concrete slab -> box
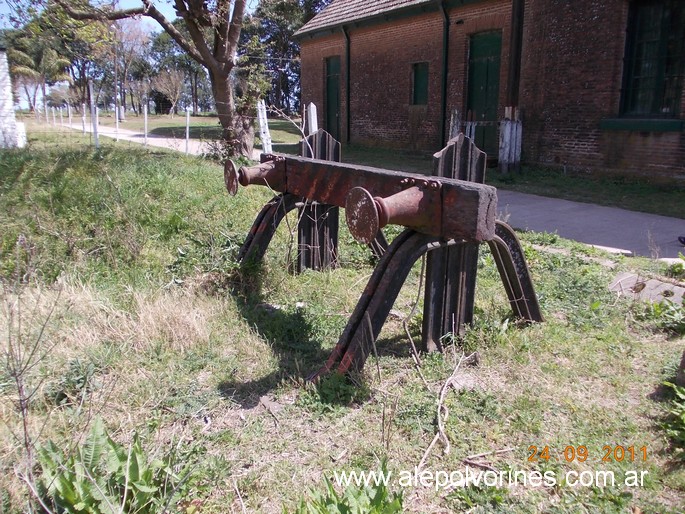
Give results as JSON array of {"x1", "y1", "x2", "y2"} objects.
[{"x1": 609, "y1": 272, "x2": 684, "y2": 304}]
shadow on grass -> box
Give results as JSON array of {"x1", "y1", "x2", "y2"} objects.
[
  {"x1": 216, "y1": 263, "x2": 334, "y2": 408},
  {"x1": 149, "y1": 125, "x2": 223, "y2": 140}
]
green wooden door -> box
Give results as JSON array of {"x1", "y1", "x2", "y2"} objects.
[
  {"x1": 467, "y1": 32, "x2": 502, "y2": 157},
  {"x1": 325, "y1": 56, "x2": 341, "y2": 141}
]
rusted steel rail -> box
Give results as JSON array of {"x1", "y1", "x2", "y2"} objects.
[
  {"x1": 226, "y1": 154, "x2": 498, "y2": 243},
  {"x1": 226, "y1": 142, "x2": 542, "y2": 378}
]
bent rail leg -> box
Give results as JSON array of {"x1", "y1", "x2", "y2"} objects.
[
  {"x1": 487, "y1": 221, "x2": 544, "y2": 322},
  {"x1": 238, "y1": 194, "x2": 300, "y2": 265},
  {"x1": 296, "y1": 202, "x2": 339, "y2": 272},
  {"x1": 310, "y1": 229, "x2": 446, "y2": 379},
  {"x1": 422, "y1": 242, "x2": 479, "y2": 352}
]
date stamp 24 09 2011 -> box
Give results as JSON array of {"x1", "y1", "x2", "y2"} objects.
[{"x1": 528, "y1": 445, "x2": 648, "y2": 463}]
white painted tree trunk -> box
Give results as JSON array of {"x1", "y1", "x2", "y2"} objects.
[{"x1": 0, "y1": 50, "x2": 19, "y2": 148}]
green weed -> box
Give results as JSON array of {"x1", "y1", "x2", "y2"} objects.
[
  {"x1": 666, "y1": 254, "x2": 685, "y2": 280},
  {"x1": 297, "y1": 373, "x2": 371, "y2": 416},
  {"x1": 291, "y1": 460, "x2": 402, "y2": 514},
  {"x1": 661, "y1": 382, "x2": 685, "y2": 459},
  {"x1": 447, "y1": 484, "x2": 509, "y2": 511},
  {"x1": 37, "y1": 417, "x2": 198, "y2": 513},
  {"x1": 641, "y1": 300, "x2": 685, "y2": 334}
]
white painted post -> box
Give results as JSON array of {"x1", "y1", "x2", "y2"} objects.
[
  {"x1": 306, "y1": 102, "x2": 318, "y2": 136},
  {"x1": 89, "y1": 79, "x2": 99, "y2": 149},
  {"x1": 513, "y1": 114, "x2": 522, "y2": 173},
  {"x1": 82, "y1": 103, "x2": 86, "y2": 134},
  {"x1": 143, "y1": 103, "x2": 148, "y2": 146},
  {"x1": 256, "y1": 99, "x2": 272, "y2": 154},
  {"x1": 114, "y1": 103, "x2": 119, "y2": 141},
  {"x1": 15, "y1": 123, "x2": 26, "y2": 148},
  {"x1": 448, "y1": 109, "x2": 461, "y2": 140},
  {"x1": 51, "y1": 107, "x2": 56, "y2": 126},
  {"x1": 465, "y1": 121, "x2": 476, "y2": 141},
  {"x1": 68, "y1": 104, "x2": 72, "y2": 127},
  {"x1": 185, "y1": 109, "x2": 190, "y2": 154},
  {"x1": 59, "y1": 107, "x2": 63, "y2": 127},
  {"x1": 499, "y1": 107, "x2": 522, "y2": 174}
]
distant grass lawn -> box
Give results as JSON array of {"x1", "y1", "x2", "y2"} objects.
[{"x1": 95, "y1": 113, "x2": 303, "y2": 147}]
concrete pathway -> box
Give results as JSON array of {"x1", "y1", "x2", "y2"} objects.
[
  {"x1": 69, "y1": 122, "x2": 212, "y2": 155},
  {"x1": 69, "y1": 122, "x2": 684, "y2": 259},
  {"x1": 497, "y1": 190, "x2": 684, "y2": 259}
]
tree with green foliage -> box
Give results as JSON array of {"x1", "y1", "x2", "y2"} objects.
[
  {"x1": 5, "y1": 2, "x2": 113, "y2": 112},
  {"x1": 150, "y1": 25, "x2": 211, "y2": 115},
  {"x1": 245, "y1": 0, "x2": 330, "y2": 114},
  {"x1": 6, "y1": 26, "x2": 71, "y2": 114},
  {"x1": 46, "y1": 0, "x2": 267, "y2": 157}
]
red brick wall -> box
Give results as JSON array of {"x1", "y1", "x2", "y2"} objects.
[
  {"x1": 520, "y1": 0, "x2": 685, "y2": 181},
  {"x1": 300, "y1": 1, "x2": 514, "y2": 151},
  {"x1": 349, "y1": 12, "x2": 443, "y2": 150},
  {"x1": 300, "y1": 33, "x2": 347, "y2": 136},
  {"x1": 445, "y1": 1, "x2": 512, "y2": 129},
  {"x1": 299, "y1": 0, "x2": 685, "y2": 180}
]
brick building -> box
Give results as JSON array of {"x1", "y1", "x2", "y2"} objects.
[{"x1": 295, "y1": 0, "x2": 685, "y2": 181}]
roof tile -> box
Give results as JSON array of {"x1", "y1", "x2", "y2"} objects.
[{"x1": 295, "y1": 0, "x2": 432, "y2": 37}]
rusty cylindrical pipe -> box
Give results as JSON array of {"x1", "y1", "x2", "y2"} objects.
[
  {"x1": 345, "y1": 185, "x2": 434, "y2": 244},
  {"x1": 224, "y1": 156, "x2": 287, "y2": 196}
]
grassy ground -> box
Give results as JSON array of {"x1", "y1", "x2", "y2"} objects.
[{"x1": 1, "y1": 126, "x2": 683, "y2": 512}]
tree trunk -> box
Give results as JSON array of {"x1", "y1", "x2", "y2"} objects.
[
  {"x1": 210, "y1": 71, "x2": 253, "y2": 158},
  {"x1": 23, "y1": 85, "x2": 35, "y2": 112},
  {"x1": 192, "y1": 72, "x2": 198, "y2": 116}
]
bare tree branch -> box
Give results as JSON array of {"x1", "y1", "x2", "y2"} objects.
[
  {"x1": 226, "y1": 0, "x2": 247, "y2": 67},
  {"x1": 173, "y1": 0, "x2": 222, "y2": 75},
  {"x1": 52, "y1": 0, "x2": 206, "y2": 65}
]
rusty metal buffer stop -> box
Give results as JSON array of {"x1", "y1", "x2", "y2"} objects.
[{"x1": 225, "y1": 135, "x2": 542, "y2": 378}]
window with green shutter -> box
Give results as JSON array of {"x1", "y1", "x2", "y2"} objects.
[
  {"x1": 621, "y1": 0, "x2": 685, "y2": 118},
  {"x1": 412, "y1": 62, "x2": 429, "y2": 105}
]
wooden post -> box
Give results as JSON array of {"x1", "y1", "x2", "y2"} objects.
[
  {"x1": 89, "y1": 80, "x2": 99, "y2": 149},
  {"x1": 185, "y1": 109, "x2": 190, "y2": 154},
  {"x1": 422, "y1": 134, "x2": 486, "y2": 351},
  {"x1": 296, "y1": 129, "x2": 340, "y2": 272},
  {"x1": 115, "y1": 102, "x2": 120, "y2": 142},
  {"x1": 143, "y1": 104, "x2": 148, "y2": 146}
]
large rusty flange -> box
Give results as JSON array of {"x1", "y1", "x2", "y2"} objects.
[
  {"x1": 224, "y1": 159, "x2": 239, "y2": 196},
  {"x1": 345, "y1": 184, "x2": 439, "y2": 244},
  {"x1": 224, "y1": 156, "x2": 287, "y2": 196},
  {"x1": 345, "y1": 187, "x2": 379, "y2": 245}
]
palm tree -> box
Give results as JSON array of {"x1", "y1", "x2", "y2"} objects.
[{"x1": 8, "y1": 35, "x2": 71, "y2": 115}]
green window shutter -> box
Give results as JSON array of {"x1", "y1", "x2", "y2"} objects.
[
  {"x1": 412, "y1": 62, "x2": 429, "y2": 105},
  {"x1": 621, "y1": 0, "x2": 685, "y2": 117}
]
